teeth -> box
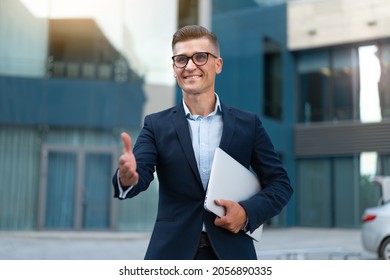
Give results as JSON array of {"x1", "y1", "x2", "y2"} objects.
[{"x1": 185, "y1": 75, "x2": 201, "y2": 79}]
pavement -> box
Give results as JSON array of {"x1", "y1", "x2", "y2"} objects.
[{"x1": 0, "y1": 227, "x2": 377, "y2": 260}]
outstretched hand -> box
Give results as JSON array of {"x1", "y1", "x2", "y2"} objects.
[
  {"x1": 118, "y1": 132, "x2": 139, "y2": 187},
  {"x1": 213, "y1": 199, "x2": 247, "y2": 234}
]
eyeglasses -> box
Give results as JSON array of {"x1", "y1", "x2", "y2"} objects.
[{"x1": 172, "y1": 52, "x2": 218, "y2": 68}]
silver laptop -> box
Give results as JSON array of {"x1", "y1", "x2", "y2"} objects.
[{"x1": 204, "y1": 147, "x2": 263, "y2": 241}]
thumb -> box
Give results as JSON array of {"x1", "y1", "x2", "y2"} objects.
[
  {"x1": 215, "y1": 199, "x2": 234, "y2": 211},
  {"x1": 121, "y1": 132, "x2": 132, "y2": 153},
  {"x1": 214, "y1": 199, "x2": 229, "y2": 208}
]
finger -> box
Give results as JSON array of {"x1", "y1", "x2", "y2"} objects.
[
  {"x1": 120, "y1": 170, "x2": 139, "y2": 187},
  {"x1": 121, "y1": 132, "x2": 132, "y2": 153},
  {"x1": 214, "y1": 216, "x2": 241, "y2": 234},
  {"x1": 131, "y1": 172, "x2": 139, "y2": 185},
  {"x1": 118, "y1": 155, "x2": 130, "y2": 170},
  {"x1": 214, "y1": 199, "x2": 230, "y2": 208}
]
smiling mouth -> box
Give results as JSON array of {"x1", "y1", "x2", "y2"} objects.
[{"x1": 184, "y1": 74, "x2": 202, "y2": 79}]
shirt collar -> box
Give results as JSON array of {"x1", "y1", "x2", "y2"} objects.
[{"x1": 183, "y1": 93, "x2": 222, "y2": 119}]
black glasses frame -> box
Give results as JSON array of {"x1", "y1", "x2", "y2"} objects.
[{"x1": 172, "y1": 52, "x2": 218, "y2": 68}]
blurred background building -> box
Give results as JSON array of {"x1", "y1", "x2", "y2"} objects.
[{"x1": 0, "y1": 0, "x2": 389, "y2": 232}]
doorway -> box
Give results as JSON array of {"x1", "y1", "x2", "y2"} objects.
[{"x1": 38, "y1": 144, "x2": 117, "y2": 230}]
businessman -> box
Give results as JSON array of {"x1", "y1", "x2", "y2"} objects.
[{"x1": 112, "y1": 25, "x2": 293, "y2": 260}]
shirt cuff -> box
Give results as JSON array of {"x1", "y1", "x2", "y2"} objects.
[
  {"x1": 117, "y1": 169, "x2": 134, "y2": 199},
  {"x1": 242, "y1": 217, "x2": 249, "y2": 232}
]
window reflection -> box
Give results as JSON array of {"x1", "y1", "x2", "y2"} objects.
[
  {"x1": 359, "y1": 45, "x2": 382, "y2": 123},
  {"x1": 360, "y1": 152, "x2": 378, "y2": 177},
  {"x1": 297, "y1": 42, "x2": 390, "y2": 123},
  {"x1": 378, "y1": 43, "x2": 390, "y2": 119},
  {"x1": 332, "y1": 48, "x2": 357, "y2": 121},
  {"x1": 298, "y1": 51, "x2": 330, "y2": 123},
  {"x1": 264, "y1": 37, "x2": 282, "y2": 120}
]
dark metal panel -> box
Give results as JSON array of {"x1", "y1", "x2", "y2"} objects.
[
  {"x1": 295, "y1": 121, "x2": 390, "y2": 157},
  {"x1": 0, "y1": 76, "x2": 146, "y2": 129}
]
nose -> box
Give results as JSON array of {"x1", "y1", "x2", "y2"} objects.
[{"x1": 185, "y1": 57, "x2": 197, "y2": 70}]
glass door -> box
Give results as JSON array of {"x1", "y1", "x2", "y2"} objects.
[{"x1": 38, "y1": 145, "x2": 116, "y2": 230}]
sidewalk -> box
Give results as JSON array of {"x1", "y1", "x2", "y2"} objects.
[{"x1": 0, "y1": 227, "x2": 377, "y2": 260}]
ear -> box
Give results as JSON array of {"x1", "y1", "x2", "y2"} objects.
[
  {"x1": 215, "y1": 57, "x2": 223, "y2": 74},
  {"x1": 172, "y1": 64, "x2": 177, "y2": 77}
]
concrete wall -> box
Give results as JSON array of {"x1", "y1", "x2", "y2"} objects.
[{"x1": 288, "y1": 0, "x2": 390, "y2": 50}]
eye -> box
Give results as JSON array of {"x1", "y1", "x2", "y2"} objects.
[
  {"x1": 175, "y1": 55, "x2": 188, "y2": 64},
  {"x1": 194, "y1": 53, "x2": 207, "y2": 62}
]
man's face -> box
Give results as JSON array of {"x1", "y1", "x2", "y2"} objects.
[{"x1": 172, "y1": 37, "x2": 223, "y2": 96}]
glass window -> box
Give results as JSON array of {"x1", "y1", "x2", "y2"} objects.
[
  {"x1": 264, "y1": 38, "x2": 283, "y2": 120},
  {"x1": 297, "y1": 158, "x2": 332, "y2": 226},
  {"x1": 377, "y1": 153, "x2": 390, "y2": 176},
  {"x1": 378, "y1": 42, "x2": 390, "y2": 120},
  {"x1": 297, "y1": 47, "x2": 360, "y2": 123},
  {"x1": 297, "y1": 154, "x2": 385, "y2": 228},
  {"x1": 359, "y1": 152, "x2": 381, "y2": 214},
  {"x1": 45, "y1": 152, "x2": 77, "y2": 229},
  {"x1": 359, "y1": 45, "x2": 382, "y2": 123},
  {"x1": 48, "y1": 19, "x2": 141, "y2": 82},
  {"x1": 332, "y1": 48, "x2": 358, "y2": 121},
  {"x1": 297, "y1": 50, "x2": 331, "y2": 122}
]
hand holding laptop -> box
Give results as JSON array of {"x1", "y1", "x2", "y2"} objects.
[
  {"x1": 213, "y1": 199, "x2": 248, "y2": 234},
  {"x1": 204, "y1": 148, "x2": 263, "y2": 241}
]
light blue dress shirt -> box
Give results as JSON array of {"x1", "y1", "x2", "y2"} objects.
[{"x1": 183, "y1": 94, "x2": 223, "y2": 189}]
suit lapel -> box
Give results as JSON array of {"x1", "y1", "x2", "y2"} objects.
[
  {"x1": 170, "y1": 101, "x2": 236, "y2": 188},
  {"x1": 219, "y1": 102, "x2": 235, "y2": 151},
  {"x1": 171, "y1": 103, "x2": 203, "y2": 187}
]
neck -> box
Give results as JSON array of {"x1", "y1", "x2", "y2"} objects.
[{"x1": 183, "y1": 91, "x2": 216, "y2": 117}]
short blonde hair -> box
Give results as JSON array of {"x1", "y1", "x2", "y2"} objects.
[{"x1": 172, "y1": 25, "x2": 220, "y2": 54}]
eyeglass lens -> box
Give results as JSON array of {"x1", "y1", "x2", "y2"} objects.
[{"x1": 173, "y1": 53, "x2": 209, "y2": 68}]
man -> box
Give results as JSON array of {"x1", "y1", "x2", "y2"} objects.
[{"x1": 112, "y1": 25, "x2": 293, "y2": 260}]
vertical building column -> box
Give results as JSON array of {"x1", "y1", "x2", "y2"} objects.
[{"x1": 198, "y1": 0, "x2": 212, "y2": 29}]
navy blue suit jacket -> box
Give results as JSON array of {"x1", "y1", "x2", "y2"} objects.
[{"x1": 112, "y1": 101, "x2": 293, "y2": 259}]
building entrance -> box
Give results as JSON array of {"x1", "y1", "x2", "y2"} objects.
[{"x1": 38, "y1": 144, "x2": 117, "y2": 230}]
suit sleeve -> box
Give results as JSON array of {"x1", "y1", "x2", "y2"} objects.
[
  {"x1": 112, "y1": 115, "x2": 158, "y2": 199},
  {"x1": 239, "y1": 115, "x2": 293, "y2": 233}
]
